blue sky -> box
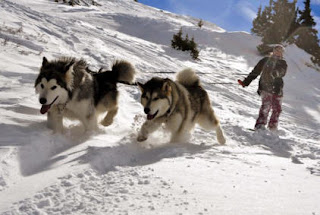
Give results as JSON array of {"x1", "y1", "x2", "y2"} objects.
[{"x1": 139, "y1": 0, "x2": 320, "y2": 33}]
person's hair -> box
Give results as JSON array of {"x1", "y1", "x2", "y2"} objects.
[
  {"x1": 271, "y1": 45, "x2": 284, "y2": 58},
  {"x1": 273, "y1": 45, "x2": 285, "y2": 52}
]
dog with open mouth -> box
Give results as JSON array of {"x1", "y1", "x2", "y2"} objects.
[
  {"x1": 137, "y1": 68, "x2": 226, "y2": 144},
  {"x1": 34, "y1": 56, "x2": 135, "y2": 133}
]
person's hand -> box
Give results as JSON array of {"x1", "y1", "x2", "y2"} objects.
[{"x1": 238, "y1": 79, "x2": 246, "y2": 87}]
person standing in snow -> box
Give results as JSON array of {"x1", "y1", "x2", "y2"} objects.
[{"x1": 238, "y1": 44, "x2": 287, "y2": 131}]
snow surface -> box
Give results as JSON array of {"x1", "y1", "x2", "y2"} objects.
[{"x1": 0, "y1": 0, "x2": 319, "y2": 214}]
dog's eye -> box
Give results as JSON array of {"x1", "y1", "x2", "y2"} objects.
[
  {"x1": 142, "y1": 93, "x2": 149, "y2": 100},
  {"x1": 51, "y1": 86, "x2": 57, "y2": 90},
  {"x1": 40, "y1": 84, "x2": 44, "y2": 89},
  {"x1": 153, "y1": 97, "x2": 159, "y2": 101}
]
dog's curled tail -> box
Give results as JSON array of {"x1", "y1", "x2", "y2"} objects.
[
  {"x1": 176, "y1": 68, "x2": 200, "y2": 87},
  {"x1": 112, "y1": 60, "x2": 136, "y2": 84}
]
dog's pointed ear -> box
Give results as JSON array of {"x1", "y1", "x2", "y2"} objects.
[
  {"x1": 137, "y1": 82, "x2": 144, "y2": 93},
  {"x1": 162, "y1": 81, "x2": 172, "y2": 96},
  {"x1": 42, "y1": 57, "x2": 49, "y2": 67},
  {"x1": 64, "y1": 60, "x2": 75, "y2": 74},
  {"x1": 64, "y1": 61, "x2": 75, "y2": 91}
]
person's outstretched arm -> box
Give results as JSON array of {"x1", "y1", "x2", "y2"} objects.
[{"x1": 239, "y1": 57, "x2": 267, "y2": 87}]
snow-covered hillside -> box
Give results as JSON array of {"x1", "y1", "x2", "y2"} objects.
[{"x1": 0, "y1": 0, "x2": 319, "y2": 214}]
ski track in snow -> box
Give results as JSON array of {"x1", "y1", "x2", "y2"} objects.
[{"x1": 0, "y1": 0, "x2": 320, "y2": 214}]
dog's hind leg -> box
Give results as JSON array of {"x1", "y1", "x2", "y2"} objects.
[
  {"x1": 197, "y1": 109, "x2": 226, "y2": 144},
  {"x1": 215, "y1": 125, "x2": 226, "y2": 145},
  {"x1": 101, "y1": 106, "x2": 118, "y2": 126},
  {"x1": 99, "y1": 91, "x2": 119, "y2": 127}
]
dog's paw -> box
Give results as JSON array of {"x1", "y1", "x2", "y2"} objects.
[
  {"x1": 101, "y1": 119, "x2": 113, "y2": 127},
  {"x1": 137, "y1": 135, "x2": 148, "y2": 142},
  {"x1": 217, "y1": 135, "x2": 226, "y2": 145},
  {"x1": 216, "y1": 126, "x2": 226, "y2": 145}
]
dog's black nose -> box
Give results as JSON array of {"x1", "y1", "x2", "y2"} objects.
[
  {"x1": 39, "y1": 98, "x2": 47, "y2": 104},
  {"x1": 144, "y1": 107, "x2": 150, "y2": 114}
]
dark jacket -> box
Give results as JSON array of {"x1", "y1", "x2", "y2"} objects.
[{"x1": 243, "y1": 56, "x2": 287, "y2": 96}]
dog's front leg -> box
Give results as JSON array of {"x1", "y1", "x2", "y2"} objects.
[
  {"x1": 82, "y1": 115, "x2": 98, "y2": 131},
  {"x1": 137, "y1": 119, "x2": 163, "y2": 142},
  {"x1": 80, "y1": 104, "x2": 98, "y2": 132},
  {"x1": 47, "y1": 107, "x2": 63, "y2": 133},
  {"x1": 166, "y1": 114, "x2": 188, "y2": 143}
]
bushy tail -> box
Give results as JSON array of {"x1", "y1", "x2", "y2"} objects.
[
  {"x1": 112, "y1": 60, "x2": 136, "y2": 84},
  {"x1": 176, "y1": 68, "x2": 200, "y2": 87}
]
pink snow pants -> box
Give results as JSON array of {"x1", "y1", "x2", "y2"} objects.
[{"x1": 255, "y1": 91, "x2": 283, "y2": 130}]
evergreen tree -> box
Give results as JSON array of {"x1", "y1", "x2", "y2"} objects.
[
  {"x1": 256, "y1": 0, "x2": 297, "y2": 54},
  {"x1": 286, "y1": 7, "x2": 300, "y2": 43},
  {"x1": 298, "y1": 0, "x2": 316, "y2": 26},
  {"x1": 182, "y1": 34, "x2": 189, "y2": 51},
  {"x1": 189, "y1": 37, "x2": 199, "y2": 60},
  {"x1": 198, "y1": 19, "x2": 204, "y2": 28},
  {"x1": 171, "y1": 28, "x2": 183, "y2": 50},
  {"x1": 251, "y1": 5, "x2": 262, "y2": 35},
  {"x1": 311, "y1": 46, "x2": 320, "y2": 66},
  {"x1": 252, "y1": 0, "x2": 320, "y2": 66},
  {"x1": 269, "y1": 0, "x2": 296, "y2": 42},
  {"x1": 295, "y1": 0, "x2": 320, "y2": 65},
  {"x1": 171, "y1": 29, "x2": 200, "y2": 60},
  {"x1": 252, "y1": 0, "x2": 273, "y2": 37}
]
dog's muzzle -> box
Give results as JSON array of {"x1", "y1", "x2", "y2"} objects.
[
  {"x1": 147, "y1": 110, "x2": 158, "y2": 120},
  {"x1": 40, "y1": 96, "x2": 59, "y2": 114}
]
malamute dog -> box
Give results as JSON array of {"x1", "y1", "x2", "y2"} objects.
[
  {"x1": 137, "y1": 68, "x2": 226, "y2": 144},
  {"x1": 35, "y1": 57, "x2": 135, "y2": 133}
]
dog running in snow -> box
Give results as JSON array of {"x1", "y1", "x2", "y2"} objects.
[
  {"x1": 137, "y1": 68, "x2": 226, "y2": 144},
  {"x1": 34, "y1": 57, "x2": 135, "y2": 132}
]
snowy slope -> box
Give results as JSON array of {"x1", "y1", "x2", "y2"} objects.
[{"x1": 0, "y1": 0, "x2": 319, "y2": 214}]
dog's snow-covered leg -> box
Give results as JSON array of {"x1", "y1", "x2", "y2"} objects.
[
  {"x1": 47, "y1": 107, "x2": 63, "y2": 133},
  {"x1": 82, "y1": 115, "x2": 98, "y2": 131},
  {"x1": 198, "y1": 110, "x2": 226, "y2": 144},
  {"x1": 78, "y1": 102, "x2": 98, "y2": 131},
  {"x1": 215, "y1": 125, "x2": 226, "y2": 145},
  {"x1": 165, "y1": 113, "x2": 189, "y2": 143},
  {"x1": 170, "y1": 131, "x2": 190, "y2": 143},
  {"x1": 101, "y1": 107, "x2": 118, "y2": 126},
  {"x1": 137, "y1": 119, "x2": 163, "y2": 142}
]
